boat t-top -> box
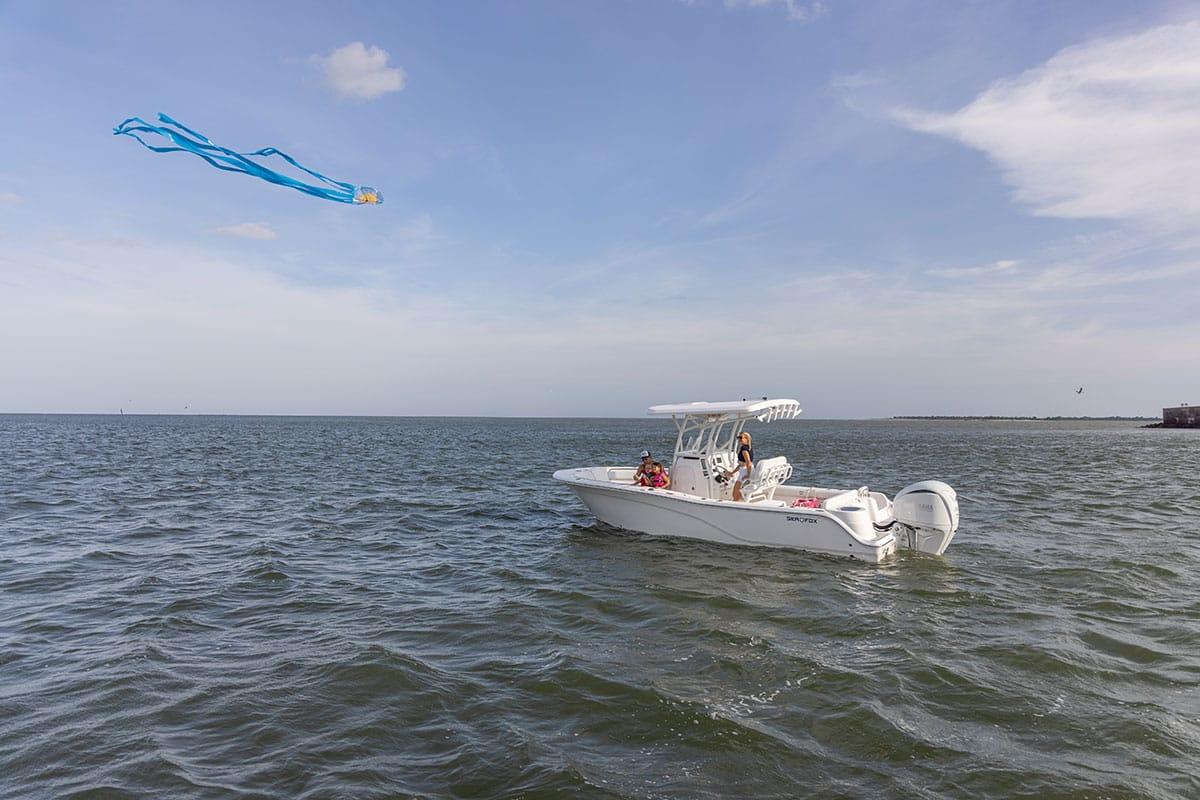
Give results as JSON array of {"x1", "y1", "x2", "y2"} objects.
[{"x1": 554, "y1": 399, "x2": 960, "y2": 562}]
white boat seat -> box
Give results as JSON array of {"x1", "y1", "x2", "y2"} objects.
[
  {"x1": 740, "y1": 456, "x2": 793, "y2": 503},
  {"x1": 821, "y1": 487, "x2": 870, "y2": 510}
]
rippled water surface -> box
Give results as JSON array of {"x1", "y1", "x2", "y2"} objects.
[{"x1": 2, "y1": 415, "x2": 1198, "y2": 799}]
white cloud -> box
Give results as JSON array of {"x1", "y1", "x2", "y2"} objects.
[
  {"x1": 1, "y1": 231, "x2": 1195, "y2": 417},
  {"x1": 724, "y1": 0, "x2": 827, "y2": 23},
  {"x1": 928, "y1": 259, "x2": 1019, "y2": 279},
  {"x1": 394, "y1": 212, "x2": 443, "y2": 258},
  {"x1": 313, "y1": 42, "x2": 406, "y2": 100},
  {"x1": 899, "y1": 20, "x2": 1200, "y2": 230},
  {"x1": 0, "y1": 191, "x2": 20, "y2": 205},
  {"x1": 1025, "y1": 259, "x2": 1200, "y2": 292},
  {"x1": 397, "y1": 212, "x2": 436, "y2": 242},
  {"x1": 829, "y1": 72, "x2": 884, "y2": 90},
  {"x1": 216, "y1": 222, "x2": 279, "y2": 240}
]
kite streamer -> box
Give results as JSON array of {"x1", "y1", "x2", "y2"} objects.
[{"x1": 113, "y1": 113, "x2": 381, "y2": 205}]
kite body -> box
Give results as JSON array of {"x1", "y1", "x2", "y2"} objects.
[{"x1": 114, "y1": 113, "x2": 381, "y2": 205}]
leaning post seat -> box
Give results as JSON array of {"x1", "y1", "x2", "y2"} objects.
[{"x1": 741, "y1": 457, "x2": 793, "y2": 503}]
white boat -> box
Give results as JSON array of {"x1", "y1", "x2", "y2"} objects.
[{"x1": 554, "y1": 399, "x2": 960, "y2": 563}]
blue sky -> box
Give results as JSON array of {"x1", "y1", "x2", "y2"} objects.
[{"x1": 1, "y1": 0, "x2": 1197, "y2": 416}]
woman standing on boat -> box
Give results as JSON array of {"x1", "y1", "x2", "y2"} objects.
[{"x1": 726, "y1": 432, "x2": 753, "y2": 501}]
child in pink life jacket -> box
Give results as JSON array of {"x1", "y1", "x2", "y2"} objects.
[{"x1": 648, "y1": 462, "x2": 671, "y2": 489}]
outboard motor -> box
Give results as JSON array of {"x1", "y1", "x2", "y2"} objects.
[{"x1": 892, "y1": 480, "x2": 960, "y2": 555}]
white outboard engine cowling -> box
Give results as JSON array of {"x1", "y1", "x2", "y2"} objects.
[{"x1": 892, "y1": 480, "x2": 960, "y2": 555}]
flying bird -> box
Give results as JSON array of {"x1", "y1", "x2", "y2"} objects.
[{"x1": 114, "y1": 113, "x2": 382, "y2": 205}]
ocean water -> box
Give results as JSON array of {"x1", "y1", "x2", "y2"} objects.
[{"x1": 1, "y1": 415, "x2": 1197, "y2": 799}]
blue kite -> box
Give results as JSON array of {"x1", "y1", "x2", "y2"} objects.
[{"x1": 113, "y1": 113, "x2": 381, "y2": 205}]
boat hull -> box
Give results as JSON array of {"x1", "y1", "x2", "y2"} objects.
[{"x1": 555, "y1": 469, "x2": 897, "y2": 563}]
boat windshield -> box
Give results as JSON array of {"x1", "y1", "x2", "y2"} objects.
[{"x1": 675, "y1": 417, "x2": 745, "y2": 457}]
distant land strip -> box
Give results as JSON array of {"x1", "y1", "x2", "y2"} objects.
[{"x1": 892, "y1": 415, "x2": 1157, "y2": 421}]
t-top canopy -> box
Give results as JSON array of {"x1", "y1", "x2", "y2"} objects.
[{"x1": 648, "y1": 399, "x2": 802, "y2": 421}]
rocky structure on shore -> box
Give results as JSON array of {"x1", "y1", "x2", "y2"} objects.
[{"x1": 1145, "y1": 405, "x2": 1200, "y2": 428}]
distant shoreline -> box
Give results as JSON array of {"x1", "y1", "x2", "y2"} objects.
[{"x1": 892, "y1": 415, "x2": 1157, "y2": 421}]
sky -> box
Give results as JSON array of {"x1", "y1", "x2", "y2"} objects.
[{"x1": 1, "y1": 0, "x2": 1198, "y2": 417}]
